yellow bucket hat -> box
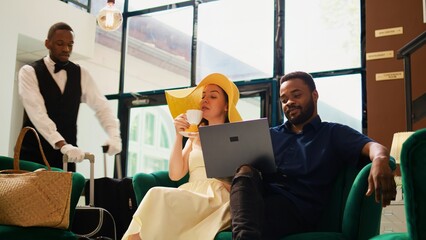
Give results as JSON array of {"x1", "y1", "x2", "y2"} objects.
[{"x1": 165, "y1": 73, "x2": 242, "y2": 123}]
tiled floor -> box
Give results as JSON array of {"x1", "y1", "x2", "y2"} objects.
[{"x1": 380, "y1": 184, "x2": 406, "y2": 233}]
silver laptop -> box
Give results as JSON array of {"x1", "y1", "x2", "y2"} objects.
[{"x1": 199, "y1": 118, "x2": 277, "y2": 178}]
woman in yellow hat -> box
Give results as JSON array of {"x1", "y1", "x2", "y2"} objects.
[{"x1": 122, "y1": 73, "x2": 242, "y2": 240}]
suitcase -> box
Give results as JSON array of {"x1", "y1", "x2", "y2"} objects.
[
  {"x1": 84, "y1": 177, "x2": 136, "y2": 239},
  {"x1": 64, "y1": 153, "x2": 117, "y2": 240},
  {"x1": 72, "y1": 206, "x2": 116, "y2": 240},
  {"x1": 83, "y1": 147, "x2": 137, "y2": 239}
]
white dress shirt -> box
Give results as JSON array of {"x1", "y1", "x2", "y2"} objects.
[{"x1": 18, "y1": 55, "x2": 120, "y2": 149}]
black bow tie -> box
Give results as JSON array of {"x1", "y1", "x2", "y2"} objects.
[{"x1": 54, "y1": 62, "x2": 69, "y2": 73}]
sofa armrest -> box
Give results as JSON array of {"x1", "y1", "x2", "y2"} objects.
[
  {"x1": 133, "y1": 171, "x2": 189, "y2": 205},
  {"x1": 341, "y1": 163, "x2": 379, "y2": 239},
  {"x1": 342, "y1": 158, "x2": 396, "y2": 240}
]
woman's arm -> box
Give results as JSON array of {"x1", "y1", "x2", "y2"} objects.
[{"x1": 169, "y1": 113, "x2": 192, "y2": 180}]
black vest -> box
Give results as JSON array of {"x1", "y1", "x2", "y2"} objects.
[{"x1": 20, "y1": 59, "x2": 81, "y2": 168}]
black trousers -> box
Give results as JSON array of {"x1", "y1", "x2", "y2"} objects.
[{"x1": 230, "y1": 166, "x2": 308, "y2": 240}]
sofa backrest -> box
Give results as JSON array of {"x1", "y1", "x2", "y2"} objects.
[
  {"x1": 315, "y1": 165, "x2": 359, "y2": 232},
  {"x1": 401, "y1": 128, "x2": 426, "y2": 240}
]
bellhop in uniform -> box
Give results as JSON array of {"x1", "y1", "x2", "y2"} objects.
[{"x1": 18, "y1": 22, "x2": 122, "y2": 171}]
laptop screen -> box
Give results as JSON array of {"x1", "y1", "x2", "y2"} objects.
[{"x1": 199, "y1": 118, "x2": 276, "y2": 178}]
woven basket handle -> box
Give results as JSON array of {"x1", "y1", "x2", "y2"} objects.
[{"x1": 13, "y1": 127, "x2": 51, "y2": 171}]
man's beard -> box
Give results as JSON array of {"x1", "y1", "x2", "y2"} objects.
[{"x1": 285, "y1": 97, "x2": 315, "y2": 126}]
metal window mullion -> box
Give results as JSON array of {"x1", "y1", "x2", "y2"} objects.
[{"x1": 190, "y1": 0, "x2": 200, "y2": 87}]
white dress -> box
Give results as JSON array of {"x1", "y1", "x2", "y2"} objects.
[{"x1": 122, "y1": 139, "x2": 231, "y2": 240}]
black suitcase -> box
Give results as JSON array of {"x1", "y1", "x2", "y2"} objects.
[
  {"x1": 83, "y1": 148, "x2": 137, "y2": 239},
  {"x1": 84, "y1": 177, "x2": 136, "y2": 239},
  {"x1": 72, "y1": 206, "x2": 116, "y2": 240},
  {"x1": 64, "y1": 153, "x2": 118, "y2": 240}
]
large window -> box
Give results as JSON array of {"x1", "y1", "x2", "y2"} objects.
[
  {"x1": 284, "y1": 0, "x2": 361, "y2": 72},
  {"x1": 314, "y1": 74, "x2": 363, "y2": 132},
  {"x1": 68, "y1": 0, "x2": 364, "y2": 177},
  {"x1": 128, "y1": 0, "x2": 188, "y2": 11},
  {"x1": 124, "y1": 7, "x2": 194, "y2": 92},
  {"x1": 197, "y1": 0, "x2": 274, "y2": 82},
  {"x1": 127, "y1": 105, "x2": 174, "y2": 175},
  {"x1": 284, "y1": 0, "x2": 363, "y2": 132}
]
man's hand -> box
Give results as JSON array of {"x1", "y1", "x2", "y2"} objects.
[
  {"x1": 366, "y1": 157, "x2": 397, "y2": 207},
  {"x1": 60, "y1": 144, "x2": 85, "y2": 162},
  {"x1": 105, "y1": 136, "x2": 122, "y2": 156}
]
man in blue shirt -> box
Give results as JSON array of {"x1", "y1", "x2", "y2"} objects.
[{"x1": 229, "y1": 71, "x2": 397, "y2": 240}]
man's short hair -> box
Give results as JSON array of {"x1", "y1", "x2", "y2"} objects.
[
  {"x1": 280, "y1": 71, "x2": 316, "y2": 92},
  {"x1": 47, "y1": 22, "x2": 74, "y2": 40}
]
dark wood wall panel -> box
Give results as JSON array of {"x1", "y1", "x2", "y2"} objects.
[{"x1": 366, "y1": 0, "x2": 426, "y2": 148}]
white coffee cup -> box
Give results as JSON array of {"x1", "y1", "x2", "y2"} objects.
[{"x1": 186, "y1": 109, "x2": 203, "y2": 132}]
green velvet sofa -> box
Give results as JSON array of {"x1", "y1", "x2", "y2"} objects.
[
  {"x1": 133, "y1": 159, "x2": 396, "y2": 240},
  {"x1": 0, "y1": 156, "x2": 85, "y2": 240},
  {"x1": 370, "y1": 128, "x2": 426, "y2": 240}
]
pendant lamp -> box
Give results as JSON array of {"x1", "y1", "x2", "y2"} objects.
[{"x1": 97, "y1": 0, "x2": 123, "y2": 31}]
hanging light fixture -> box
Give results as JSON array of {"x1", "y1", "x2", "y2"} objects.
[{"x1": 97, "y1": 0, "x2": 123, "y2": 31}]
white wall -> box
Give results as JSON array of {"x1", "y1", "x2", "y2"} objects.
[{"x1": 0, "y1": 0, "x2": 96, "y2": 156}]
